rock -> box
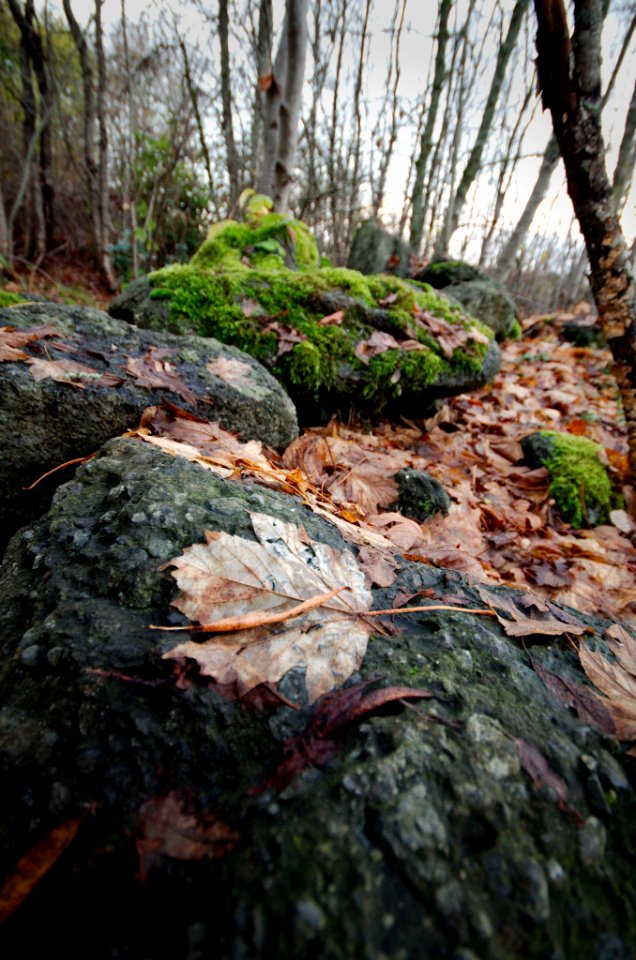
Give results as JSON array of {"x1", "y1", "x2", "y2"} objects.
[
  {"x1": 521, "y1": 431, "x2": 619, "y2": 528},
  {"x1": 109, "y1": 217, "x2": 500, "y2": 423},
  {"x1": 347, "y1": 218, "x2": 413, "y2": 278},
  {"x1": 393, "y1": 468, "x2": 450, "y2": 520},
  {"x1": 413, "y1": 260, "x2": 518, "y2": 340},
  {"x1": 414, "y1": 260, "x2": 486, "y2": 287},
  {"x1": 0, "y1": 437, "x2": 635, "y2": 958},
  {"x1": 0, "y1": 303, "x2": 298, "y2": 545}
]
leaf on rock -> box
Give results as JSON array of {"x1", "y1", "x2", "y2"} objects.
[
  {"x1": 207, "y1": 356, "x2": 255, "y2": 390},
  {"x1": 0, "y1": 323, "x2": 60, "y2": 362},
  {"x1": 0, "y1": 816, "x2": 84, "y2": 922},
  {"x1": 529, "y1": 656, "x2": 615, "y2": 732},
  {"x1": 475, "y1": 584, "x2": 587, "y2": 637},
  {"x1": 162, "y1": 512, "x2": 373, "y2": 704},
  {"x1": 125, "y1": 346, "x2": 197, "y2": 405},
  {"x1": 354, "y1": 330, "x2": 401, "y2": 363},
  {"x1": 26, "y1": 356, "x2": 122, "y2": 388},
  {"x1": 249, "y1": 678, "x2": 433, "y2": 794},
  {"x1": 512, "y1": 737, "x2": 582, "y2": 824},
  {"x1": 579, "y1": 630, "x2": 636, "y2": 741},
  {"x1": 136, "y1": 791, "x2": 239, "y2": 882}
]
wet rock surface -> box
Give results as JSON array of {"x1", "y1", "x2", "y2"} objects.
[
  {"x1": 0, "y1": 303, "x2": 297, "y2": 544},
  {"x1": 393, "y1": 467, "x2": 451, "y2": 519},
  {"x1": 0, "y1": 438, "x2": 635, "y2": 959}
]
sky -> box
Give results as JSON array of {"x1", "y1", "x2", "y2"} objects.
[{"x1": 52, "y1": 0, "x2": 635, "y2": 252}]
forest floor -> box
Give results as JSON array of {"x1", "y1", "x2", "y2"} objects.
[
  {"x1": 282, "y1": 305, "x2": 636, "y2": 628},
  {"x1": 4, "y1": 260, "x2": 635, "y2": 628}
]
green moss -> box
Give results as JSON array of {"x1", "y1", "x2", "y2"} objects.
[
  {"x1": 0, "y1": 291, "x2": 27, "y2": 308},
  {"x1": 144, "y1": 212, "x2": 495, "y2": 410},
  {"x1": 509, "y1": 318, "x2": 523, "y2": 339},
  {"x1": 536, "y1": 431, "x2": 620, "y2": 528}
]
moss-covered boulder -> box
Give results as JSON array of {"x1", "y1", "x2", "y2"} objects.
[
  {"x1": 109, "y1": 217, "x2": 500, "y2": 422},
  {"x1": 521, "y1": 431, "x2": 620, "y2": 528},
  {"x1": 0, "y1": 303, "x2": 297, "y2": 546},
  {"x1": 0, "y1": 437, "x2": 635, "y2": 958},
  {"x1": 413, "y1": 260, "x2": 518, "y2": 340}
]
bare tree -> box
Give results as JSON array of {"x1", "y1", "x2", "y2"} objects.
[
  {"x1": 258, "y1": 0, "x2": 309, "y2": 212},
  {"x1": 437, "y1": 0, "x2": 530, "y2": 255},
  {"x1": 534, "y1": 0, "x2": 636, "y2": 474},
  {"x1": 409, "y1": 0, "x2": 452, "y2": 252},
  {"x1": 219, "y1": 0, "x2": 240, "y2": 209}
]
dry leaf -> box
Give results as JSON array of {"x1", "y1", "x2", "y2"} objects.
[
  {"x1": 476, "y1": 584, "x2": 587, "y2": 637},
  {"x1": 26, "y1": 356, "x2": 121, "y2": 388},
  {"x1": 0, "y1": 323, "x2": 60, "y2": 362},
  {"x1": 0, "y1": 816, "x2": 84, "y2": 922},
  {"x1": 162, "y1": 512, "x2": 373, "y2": 704},
  {"x1": 207, "y1": 356, "x2": 255, "y2": 389},
  {"x1": 579, "y1": 632, "x2": 636, "y2": 740},
  {"x1": 136, "y1": 791, "x2": 239, "y2": 881},
  {"x1": 354, "y1": 330, "x2": 401, "y2": 363},
  {"x1": 262, "y1": 321, "x2": 307, "y2": 357},
  {"x1": 318, "y1": 310, "x2": 345, "y2": 326},
  {"x1": 125, "y1": 346, "x2": 197, "y2": 405},
  {"x1": 512, "y1": 737, "x2": 582, "y2": 823}
]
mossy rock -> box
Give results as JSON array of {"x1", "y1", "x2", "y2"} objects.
[
  {"x1": 521, "y1": 431, "x2": 621, "y2": 528},
  {"x1": 393, "y1": 468, "x2": 450, "y2": 520},
  {"x1": 109, "y1": 220, "x2": 500, "y2": 422},
  {"x1": 414, "y1": 260, "x2": 487, "y2": 287}
]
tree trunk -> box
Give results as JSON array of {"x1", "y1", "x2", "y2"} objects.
[
  {"x1": 219, "y1": 0, "x2": 240, "y2": 211},
  {"x1": 534, "y1": 0, "x2": 636, "y2": 476},
  {"x1": 612, "y1": 72, "x2": 636, "y2": 213},
  {"x1": 250, "y1": 0, "x2": 273, "y2": 188},
  {"x1": 95, "y1": 0, "x2": 116, "y2": 290},
  {"x1": 409, "y1": 0, "x2": 452, "y2": 252},
  {"x1": 272, "y1": 0, "x2": 308, "y2": 212},
  {"x1": 438, "y1": 0, "x2": 530, "y2": 254},
  {"x1": 178, "y1": 34, "x2": 219, "y2": 217}
]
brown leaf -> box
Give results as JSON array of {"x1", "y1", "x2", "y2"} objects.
[
  {"x1": 318, "y1": 310, "x2": 345, "y2": 326},
  {"x1": 0, "y1": 323, "x2": 60, "y2": 362},
  {"x1": 0, "y1": 816, "x2": 84, "y2": 922},
  {"x1": 579, "y1": 638, "x2": 636, "y2": 740},
  {"x1": 512, "y1": 737, "x2": 583, "y2": 824},
  {"x1": 258, "y1": 72, "x2": 274, "y2": 91},
  {"x1": 125, "y1": 346, "x2": 197, "y2": 405},
  {"x1": 26, "y1": 356, "x2": 122, "y2": 389},
  {"x1": 357, "y1": 545, "x2": 399, "y2": 588},
  {"x1": 136, "y1": 791, "x2": 239, "y2": 881},
  {"x1": 262, "y1": 321, "x2": 307, "y2": 356},
  {"x1": 475, "y1": 584, "x2": 588, "y2": 637},
  {"x1": 250, "y1": 678, "x2": 433, "y2": 794},
  {"x1": 354, "y1": 330, "x2": 401, "y2": 364},
  {"x1": 162, "y1": 512, "x2": 373, "y2": 704},
  {"x1": 530, "y1": 656, "x2": 615, "y2": 732}
]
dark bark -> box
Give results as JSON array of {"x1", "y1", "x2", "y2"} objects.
[
  {"x1": 534, "y1": 0, "x2": 636, "y2": 476},
  {"x1": 177, "y1": 35, "x2": 218, "y2": 216},
  {"x1": 95, "y1": 0, "x2": 116, "y2": 290},
  {"x1": 612, "y1": 72, "x2": 636, "y2": 213}
]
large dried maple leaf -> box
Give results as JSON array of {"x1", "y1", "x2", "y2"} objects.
[{"x1": 162, "y1": 512, "x2": 373, "y2": 704}]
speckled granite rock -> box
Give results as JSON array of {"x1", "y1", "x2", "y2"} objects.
[
  {"x1": 0, "y1": 438, "x2": 634, "y2": 959},
  {"x1": 0, "y1": 303, "x2": 297, "y2": 545}
]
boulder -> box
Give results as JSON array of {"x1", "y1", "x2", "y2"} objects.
[
  {"x1": 0, "y1": 303, "x2": 297, "y2": 545},
  {"x1": 0, "y1": 437, "x2": 635, "y2": 959},
  {"x1": 393, "y1": 468, "x2": 450, "y2": 519},
  {"x1": 413, "y1": 260, "x2": 518, "y2": 340},
  {"x1": 347, "y1": 218, "x2": 413, "y2": 278},
  {"x1": 109, "y1": 215, "x2": 500, "y2": 423}
]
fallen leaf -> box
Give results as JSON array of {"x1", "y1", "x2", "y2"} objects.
[
  {"x1": 475, "y1": 584, "x2": 587, "y2": 637},
  {"x1": 26, "y1": 356, "x2": 122, "y2": 388},
  {"x1": 512, "y1": 737, "x2": 583, "y2": 824},
  {"x1": 262, "y1": 321, "x2": 307, "y2": 356},
  {"x1": 0, "y1": 323, "x2": 60, "y2": 362},
  {"x1": 136, "y1": 791, "x2": 239, "y2": 882},
  {"x1": 207, "y1": 356, "x2": 255, "y2": 389},
  {"x1": 530, "y1": 656, "x2": 615, "y2": 731},
  {"x1": 354, "y1": 330, "x2": 401, "y2": 363},
  {"x1": 125, "y1": 346, "x2": 197, "y2": 405},
  {"x1": 249, "y1": 678, "x2": 433, "y2": 794},
  {"x1": 0, "y1": 816, "x2": 84, "y2": 922},
  {"x1": 318, "y1": 310, "x2": 345, "y2": 326},
  {"x1": 579, "y1": 633, "x2": 636, "y2": 740},
  {"x1": 162, "y1": 512, "x2": 373, "y2": 704}
]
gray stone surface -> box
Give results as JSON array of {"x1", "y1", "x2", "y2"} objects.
[
  {"x1": 446, "y1": 278, "x2": 518, "y2": 340},
  {"x1": 0, "y1": 303, "x2": 298, "y2": 545},
  {"x1": 0, "y1": 437, "x2": 634, "y2": 959},
  {"x1": 347, "y1": 218, "x2": 413, "y2": 278}
]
